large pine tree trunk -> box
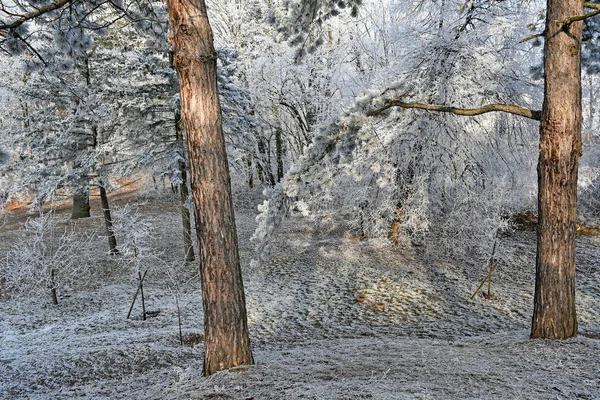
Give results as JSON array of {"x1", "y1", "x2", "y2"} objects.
[
  {"x1": 166, "y1": 0, "x2": 253, "y2": 375},
  {"x1": 71, "y1": 185, "x2": 90, "y2": 219},
  {"x1": 532, "y1": 0, "x2": 583, "y2": 339}
]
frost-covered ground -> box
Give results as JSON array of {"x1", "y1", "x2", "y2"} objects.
[{"x1": 1, "y1": 195, "x2": 599, "y2": 399}]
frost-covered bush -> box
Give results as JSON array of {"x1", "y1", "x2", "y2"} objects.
[
  {"x1": 110, "y1": 203, "x2": 193, "y2": 322},
  {"x1": 111, "y1": 204, "x2": 159, "y2": 276},
  {"x1": 1, "y1": 212, "x2": 94, "y2": 303}
]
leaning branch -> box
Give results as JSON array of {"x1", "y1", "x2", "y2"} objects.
[
  {"x1": 557, "y1": 3, "x2": 600, "y2": 25},
  {"x1": 367, "y1": 100, "x2": 542, "y2": 121},
  {"x1": 0, "y1": 0, "x2": 73, "y2": 31},
  {"x1": 519, "y1": 32, "x2": 544, "y2": 43},
  {"x1": 13, "y1": 31, "x2": 47, "y2": 65},
  {"x1": 584, "y1": 2, "x2": 600, "y2": 10}
]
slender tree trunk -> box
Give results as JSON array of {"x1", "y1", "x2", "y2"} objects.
[
  {"x1": 257, "y1": 138, "x2": 275, "y2": 185},
  {"x1": 139, "y1": 270, "x2": 147, "y2": 321},
  {"x1": 175, "y1": 110, "x2": 195, "y2": 263},
  {"x1": 99, "y1": 181, "x2": 119, "y2": 255},
  {"x1": 247, "y1": 154, "x2": 254, "y2": 188},
  {"x1": 255, "y1": 148, "x2": 266, "y2": 183},
  {"x1": 588, "y1": 76, "x2": 595, "y2": 145},
  {"x1": 70, "y1": 59, "x2": 96, "y2": 221},
  {"x1": 275, "y1": 125, "x2": 284, "y2": 182},
  {"x1": 50, "y1": 268, "x2": 58, "y2": 305},
  {"x1": 531, "y1": 0, "x2": 583, "y2": 339},
  {"x1": 71, "y1": 185, "x2": 90, "y2": 219},
  {"x1": 167, "y1": 0, "x2": 253, "y2": 375},
  {"x1": 266, "y1": 138, "x2": 275, "y2": 186}
]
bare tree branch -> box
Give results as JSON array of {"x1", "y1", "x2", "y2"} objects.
[
  {"x1": 520, "y1": 32, "x2": 544, "y2": 43},
  {"x1": 584, "y1": 2, "x2": 600, "y2": 10},
  {"x1": 13, "y1": 31, "x2": 47, "y2": 65},
  {"x1": 0, "y1": 0, "x2": 74, "y2": 31},
  {"x1": 557, "y1": 4, "x2": 600, "y2": 25},
  {"x1": 367, "y1": 100, "x2": 542, "y2": 121}
]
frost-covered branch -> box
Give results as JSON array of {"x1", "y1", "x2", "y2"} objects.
[
  {"x1": 367, "y1": 100, "x2": 542, "y2": 121},
  {"x1": 0, "y1": 0, "x2": 75, "y2": 31},
  {"x1": 2, "y1": 212, "x2": 96, "y2": 303}
]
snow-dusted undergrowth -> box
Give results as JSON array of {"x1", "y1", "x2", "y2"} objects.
[{"x1": 0, "y1": 197, "x2": 598, "y2": 399}]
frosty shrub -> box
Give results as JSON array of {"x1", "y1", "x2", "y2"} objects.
[
  {"x1": 111, "y1": 204, "x2": 192, "y2": 323},
  {"x1": 110, "y1": 204, "x2": 159, "y2": 276},
  {"x1": 109, "y1": 202, "x2": 198, "y2": 286},
  {"x1": 1, "y1": 212, "x2": 94, "y2": 304}
]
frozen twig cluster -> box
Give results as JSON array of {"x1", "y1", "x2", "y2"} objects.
[{"x1": 1, "y1": 212, "x2": 95, "y2": 303}]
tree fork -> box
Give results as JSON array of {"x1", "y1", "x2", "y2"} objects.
[
  {"x1": 520, "y1": 3, "x2": 599, "y2": 42},
  {"x1": 166, "y1": 0, "x2": 253, "y2": 375},
  {"x1": 557, "y1": 2, "x2": 600, "y2": 24}
]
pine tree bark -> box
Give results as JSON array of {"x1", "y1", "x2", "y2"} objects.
[
  {"x1": 166, "y1": 0, "x2": 253, "y2": 375},
  {"x1": 71, "y1": 185, "x2": 90, "y2": 219},
  {"x1": 531, "y1": 0, "x2": 583, "y2": 339},
  {"x1": 175, "y1": 110, "x2": 195, "y2": 263}
]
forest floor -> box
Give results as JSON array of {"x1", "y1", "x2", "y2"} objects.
[{"x1": 0, "y1": 188, "x2": 599, "y2": 399}]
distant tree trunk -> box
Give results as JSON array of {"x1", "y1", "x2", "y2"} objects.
[
  {"x1": 531, "y1": 0, "x2": 582, "y2": 339},
  {"x1": 175, "y1": 110, "x2": 195, "y2": 263},
  {"x1": 99, "y1": 181, "x2": 119, "y2": 255},
  {"x1": 167, "y1": 0, "x2": 253, "y2": 375},
  {"x1": 255, "y1": 146, "x2": 266, "y2": 183},
  {"x1": 588, "y1": 76, "x2": 595, "y2": 145},
  {"x1": 50, "y1": 268, "x2": 58, "y2": 305},
  {"x1": 71, "y1": 58, "x2": 94, "y2": 221},
  {"x1": 275, "y1": 125, "x2": 284, "y2": 182},
  {"x1": 257, "y1": 138, "x2": 275, "y2": 185},
  {"x1": 247, "y1": 154, "x2": 254, "y2": 188},
  {"x1": 71, "y1": 185, "x2": 90, "y2": 219}
]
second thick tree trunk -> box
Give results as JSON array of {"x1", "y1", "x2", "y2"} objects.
[
  {"x1": 275, "y1": 125, "x2": 284, "y2": 182},
  {"x1": 166, "y1": 0, "x2": 253, "y2": 375},
  {"x1": 71, "y1": 185, "x2": 90, "y2": 219},
  {"x1": 99, "y1": 181, "x2": 119, "y2": 255},
  {"x1": 532, "y1": 0, "x2": 583, "y2": 339}
]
